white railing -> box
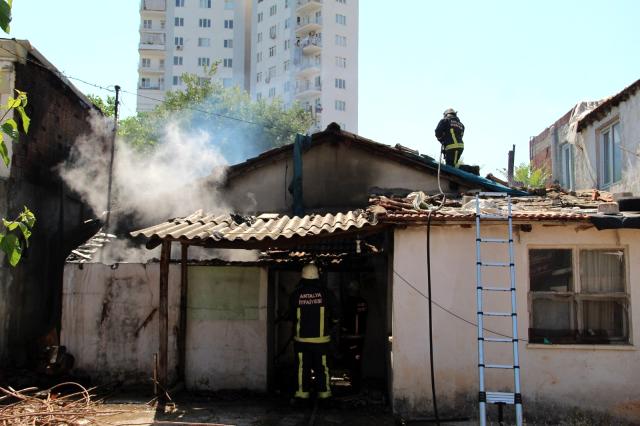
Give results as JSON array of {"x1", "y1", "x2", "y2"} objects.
[
  {"x1": 297, "y1": 0, "x2": 323, "y2": 7},
  {"x1": 296, "y1": 16, "x2": 322, "y2": 29},
  {"x1": 142, "y1": 0, "x2": 166, "y2": 11}
]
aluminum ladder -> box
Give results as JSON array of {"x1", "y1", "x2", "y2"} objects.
[{"x1": 474, "y1": 193, "x2": 523, "y2": 426}]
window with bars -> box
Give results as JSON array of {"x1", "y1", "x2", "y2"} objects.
[{"x1": 528, "y1": 247, "x2": 629, "y2": 345}]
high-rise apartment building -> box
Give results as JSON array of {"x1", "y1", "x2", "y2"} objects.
[{"x1": 137, "y1": 0, "x2": 358, "y2": 133}]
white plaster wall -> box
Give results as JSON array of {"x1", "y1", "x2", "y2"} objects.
[
  {"x1": 575, "y1": 92, "x2": 640, "y2": 193},
  {"x1": 185, "y1": 266, "x2": 268, "y2": 391},
  {"x1": 61, "y1": 263, "x2": 181, "y2": 384},
  {"x1": 392, "y1": 224, "x2": 640, "y2": 420}
]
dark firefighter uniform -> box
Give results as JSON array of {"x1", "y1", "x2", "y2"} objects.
[
  {"x1": 289, "y1": 278, "x2": 340, "y2": 399},
  {"x1": 342, "y1": 292, "x2": 368, "y2": 392},
  {"x1": 435, "y1": 112, "x2": 465, "y2": 167}
]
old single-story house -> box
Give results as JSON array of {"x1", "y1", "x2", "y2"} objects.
[
  {"x1": 61, "y1": 124, "x2": 640, "y2": 423},
  {"x1": 0, "y1": 39, "x2": 103, "y2": 366}
]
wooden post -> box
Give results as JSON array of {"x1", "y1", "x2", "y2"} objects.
[
  {"x1": 158, "y1": 240, "x2": 171, "y2": 393},
  {"x1": 178, "y1": 243, "x2": 189, "y2": 383}
]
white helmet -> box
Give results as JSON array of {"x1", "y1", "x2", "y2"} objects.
[
  {"x1": 443, "y1": 108, "x2": 457, "y2": 116},
  {"x1": 301, "y1": 263, "x2": 319, "y2": 280}
]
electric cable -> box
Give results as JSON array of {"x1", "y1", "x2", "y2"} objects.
[{"x1": 426, "y1": 210, "x2": 439, "y2": 425}]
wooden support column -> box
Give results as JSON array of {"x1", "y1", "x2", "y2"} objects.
[
  {"x1": 178, "y1": 243, "x2": 189, "y2": 383},
  {"x1": 158, "y1": 240, "x2": 171, "y2": 393}
]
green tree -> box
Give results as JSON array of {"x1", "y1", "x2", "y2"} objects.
[
  {"x1": 513, "y1": 163, "x2": 550, "y2": 189},
  {"x1": 0, "y1": 0, "x2": 36, "y2": 266},
  {"x1": 87, "y1": 94, "x2": 116, "y2": 117},
  {"x1": 119, "y1": 68, "x2": 313, "y2": 152}
]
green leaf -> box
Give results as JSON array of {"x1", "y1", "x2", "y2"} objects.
[
  {"x1": 17, "y1": 222, "x2": 31, "y2": 243},
  {"x1": 6, "y1": 97, "x2": 19, "y2": 109},
  {"x1": 0, "y1": 134, "x2": 9, "y2": 167},
  {"x1": 0, "y1": 233, "x2": 22, "y2": 266},
  {"x1": 21, "y1": 206, "x2": 35, "y2": 227},
  {"x1": 0, "y1": 0, "x2": 11, "y2": 33},
  {"x1": 1, "y1": 118, "x2": 18, "y2": 141},
  {"x1": 16, "y1": 106, "x2": 29, "y2": 133},
  {"x1": 2, "y1": 218, "x2": 17, "y2": 231}
]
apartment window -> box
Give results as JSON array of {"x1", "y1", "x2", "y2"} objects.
[
  {"x1": 173, "y1": 56, "x2": 183, "y2": 65},
  {"x1": 224, "y1": 39, "x2": 233, "y2": 48},
  {"x1": 285, "y1": 0, "x2": 289, "y2": 8},
  {"x1": 336, "y1": 56, "x2": 346, "y2": 68},
  {"x1": 257, "y1": 72, "x2": 262, "y2": 83},
  {"x1": 256, "y1": 92, "x2": 262, "y2": 101},
  {"x1": 174, "y1": 36, "x2": 184, "y2": 46},
  {"x1": 336, "y1": 14, "x2": 346, "y2": 25},
  {"x1": 223, "y1": 58, "x2": 233, "y2": 67},
  {"x1": 270, "y1": 5, "x2": 277, "y2": 16},
  {"x1": 199, "y1": 18, "x2": 212, "y2": 28},
  {"x1": 529, "y1": 248, "x2": 629, "y2": 345},
  {"x1": 141, "y1": 78, "x2": 150, "y2": 89},
  {"x1": 269, "y1": 25, "x2": 277, "y2": 39},
  {"x1": 199, "y1": 0, "x2": 211, "y2": 7},
  {"x1": 258, "y1": 12, "x2": 263, "y2": 23},
  {"x1": 143, "y1": 19, "x2": 152, "y2": 29},
  {"x1": 224, "y1": 19, "x2": 234, "y2": 29},
  {"x1": 198, "y1": 57, "x2": 210, "y2": 66},
  {"x1": 269, "y1": 87, "x2": 276, "y2": 97},
  {"x1": 175, "y1": 17, "x2": 184, "y2": 26},
  {"x1": 336, "y1": 0, "x2": 346, "y2": 3},
  {"x1": 335, "y1": 100, "x2": 346, "y2": 111},
  {"x1": 257, "y1": 32, "x2": 263, "y2": 43},
  {"x1": 283, "y1": 60, "x2": 290, "y2": 71},
  {"x1": 284, "y1": 18, "x2": 290, "y2": 29},
  {"x1": 560, "y1": 143, "x2": 574, "y2": 190},
  {"x1": 335, "y1": 78, "x2": 346, "y2": 89},
  {"x1": 599, "y1": 122, "x2": 622, "y2": 188},
  {"x1": 335, "y1": 34, "x2": 347, "y2": 46},
  {"x1": 225, "y1": 0, "x2": 234, "y2": 9},
  {"x1": 198, "y1": 77, "x2": 211, "y2": 86},
  {"x1": 284, "y1": 81, "x2": 290, "y2": 92},
  {"x1": 268, "y1": 66, "x2": 276, "y2": 80},
  {"x1": 159, "y1": 59, "x2": 165, "y2": 69},
  {"x1": 269, "y1": 45, "x2": 276, "y2": 57},
  {"x1": 160, "y1": 20, "x2": 166, "y2": 29},
  {"x1": 257, "y1": 52, "x2": 263, "y2": 62},
  {"x1": 141, "y1": 58, "x2": 151, "y2": 68},
  {"x1": 198, "y1": 37, "x2": 211, "y2": 47},
  {"x1": 172, "y1": 76, "x2": 182, "y2": 86},
  {"x1": 175, "y1": 0, "x2": 185, "y2": 6},
  {"x1": 284, "y1": 39, "x2": 290, "y2": 50}
]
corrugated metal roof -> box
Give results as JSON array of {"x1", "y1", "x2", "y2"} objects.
[{"x1": 130, "y1": 210, "x2": 377, "y2": 243}]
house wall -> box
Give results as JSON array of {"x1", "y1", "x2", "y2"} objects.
[
  {"x1": 223, "y1": 142, "x2": 469, "y2": 214},
  {"x1": 392, "y1": 224, "x2": 640, "y2": 422},
  {"x1": 61, "y1": 263, "x2": 269, "y2": 390},
  {"x1": 576, "y1": 92, "x2": 640, "y2": 193},
  {"x1": 0, "y1": 43, "x2": 97, "y2": 365}
]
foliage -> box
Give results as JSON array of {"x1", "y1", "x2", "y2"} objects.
[
  {"x1": 119, "y1": 68, "x2": 314, "y2": 153},
  {"x1": 87, "y1": 94, "x2": 116, "y2": 117},
  {"x1": 513, "y1": 163, "x2": 550, "y2": 188},
  {"x1": 0, "y1": 0, "x2": 36, "y2": 266}
]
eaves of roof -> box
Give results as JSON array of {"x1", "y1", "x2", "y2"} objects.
[{"x1": 577, "y1": 78, "x2": 640, "y2": 131}]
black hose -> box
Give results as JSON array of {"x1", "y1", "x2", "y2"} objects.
[{"x1": 426, "y1": 211, "x2": 440, "y2": 425}]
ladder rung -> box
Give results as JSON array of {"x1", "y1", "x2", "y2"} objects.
[
  {"x1": 479, "y1": 261, "x2": 512, "y2": 267},
  {"x1": 486, "y1": 391, "x2": 516, "y2": 404},
  {"x1": 484, "y1": 337, "x2": 513, "y2": 343},
  {"x1": 481, "y1": 286, "x2": 513, "y2": 292},
  {"x1": 478, "y1": 214, "x2": 510, "y2": 220},
  {"x1": 485, "y1": 364, "x2": 516, "y2": 369},
  {"x1": 482, "y1": 311, "x2": 512, "y2": 317},
  {"x1": 478, "y1": 237, "x2": 510, "y2": 243}
]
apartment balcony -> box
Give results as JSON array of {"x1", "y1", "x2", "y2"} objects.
[
  {"x1": 296, "y1": 60, "x2": 321, "y2": 78},
  {"x1": 139, "y1": 32, "x2": 166, "y2": 51},
  {"x1": 139, "y1": 65, "x2": 165, "y2": 74},
  {"x1": 139, "y1": 83, "x2": 165, "y2": 91},
  {"x1": 296, "y1": 0, "x2": 322, "y2": 15},
  {"x1": 295, "y1": 81, "x2": 322, "y2": 98},
  {"x1": 299, "y1": 36, "x2": 322, "y2": 55},
  {"x1": 141, "y1": 0, "x2": 166, "y2": 12},
  {"x1": 295, "y1": 16, "x2": 322, "y2": 35}
]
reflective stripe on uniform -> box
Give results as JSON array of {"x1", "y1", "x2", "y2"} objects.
[
  {"x1": 294, "y1": 336, "x2": 331, "y2": 343},
  {"x1": 319, "y1": 306, "x2": 325, "y2": 338},
  {"x1": 445, "y1": 128, "x2": 464, "y2": 150},
  {"x1": 319, "y1": 354, "x2": 331, "y2": 399},
  {"x1": 296, "y1": 307, "x2": 301, "y2": 338},
  {"x1": 296, "y1": 352, "x2": 309, "y2": 398}
]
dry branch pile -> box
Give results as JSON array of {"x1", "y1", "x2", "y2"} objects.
[{"x1": 0, "y1": 382, "x2": 121, "y2": 425}]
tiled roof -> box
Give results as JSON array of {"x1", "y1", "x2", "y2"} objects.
[
  {"x1": 130, "y1": 209, "x2": 377, "y2": 243},
  {"x1": 370, "y1": 190, "x2": 606, "y2": 224},
  {"x1": 577, "y1": 78, "x2": 640, "y2": 131}
]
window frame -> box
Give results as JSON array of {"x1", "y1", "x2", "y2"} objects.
[
  {"x1": 527, "y1": 245, "x2": 631, "y2": 346},
  {"x1": 597, "y1": 119, "x2": 622, "y2": 189}
]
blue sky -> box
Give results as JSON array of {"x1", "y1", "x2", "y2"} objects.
[{"x1": 10, "y1": 0, "x2": 640, "y2": 174}]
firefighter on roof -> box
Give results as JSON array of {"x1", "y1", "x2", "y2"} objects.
[
  {"x1": 289, "y1": 263, "x2": 340, "y2": 402},
  {"x1": 435, "y1": 108, "x2": 465, "y2": 167}
]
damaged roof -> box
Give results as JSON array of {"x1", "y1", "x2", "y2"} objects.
[
  {"x1": 226, "y1": 123, "x2": 526, "y2": 196},
  {"x1": 577, "y1": 77, "x2": 640, "y2": 131},
  {"x1": 130, "y1": 209, "x2": 378, "y2": 246}
]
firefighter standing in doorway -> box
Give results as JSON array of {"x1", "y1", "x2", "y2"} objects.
[
  {"x1": 342, "y1": 280, "x2": 368, "y2": 393},
  {"x1": 289, "y1": 263, "x2": 340, "y2": 403},
  {"x1": 435, "y1": 108, "x2": 465, "y2": 167}
]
